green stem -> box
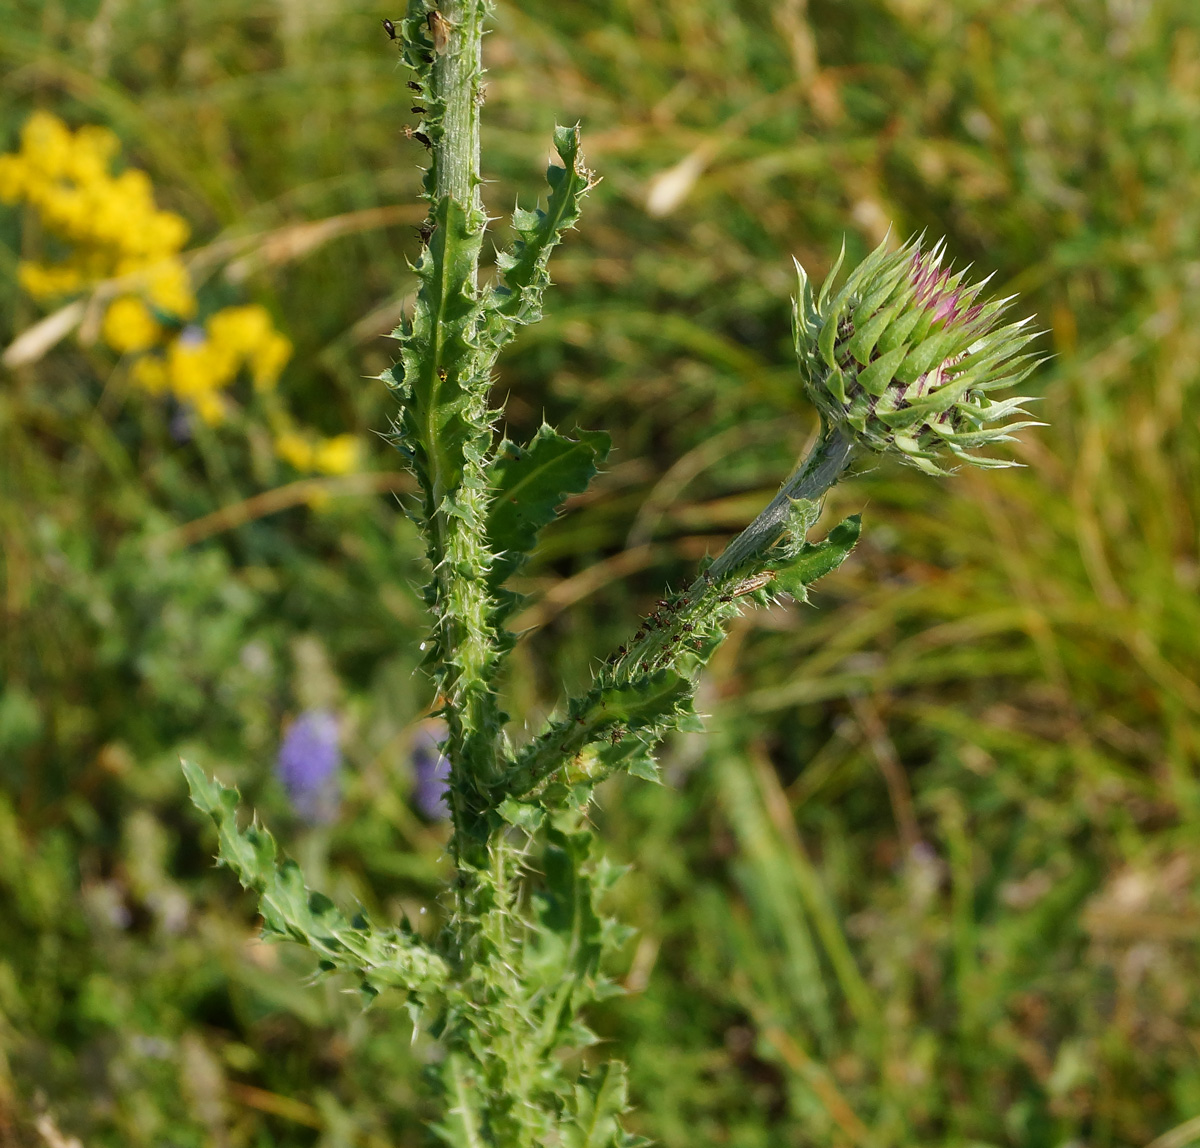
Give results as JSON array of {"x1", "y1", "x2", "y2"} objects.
[
  {"x1": 415, "y1": 0, "x2": 502, "y2": 853},
  {"x1": 432, "y1": 0, "x2": 483, "y2": 211},
  {"x1": 699, "y1": 423, "x2": 855, "y2": 584}
]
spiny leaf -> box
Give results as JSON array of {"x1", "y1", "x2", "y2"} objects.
[
  {"x1": 499, "y1": 670, "x2": 694, "y2": 800},
  {"x1": 486, "y1": 124, "x2": 594, "y2": 348},
  {"x1": 772, "y1": 514, "x2": 861, "y2": 602},
  {"x1": 388, "y1": 194, "x2": 488, "y2": 513},
  {"x1": 183, "y1": 761, "x2": 448, "y2": 998},
  {"x1": 487, "y1": 424, "x2": 610, "y2": 591},
  {"x1": 430, "y1": 1054, "x2": 490, "y2": 1148},
  {"x1": 564, "y1": 1062, "x2": 644, "y2": 1148}
]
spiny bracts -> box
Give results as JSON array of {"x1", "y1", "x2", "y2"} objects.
[{"x1": 793, "y1": 236, "x2": 1043, "y2": 474}]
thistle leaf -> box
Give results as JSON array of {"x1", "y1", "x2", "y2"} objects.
[
  {"x1": 485, "y1": 124, "x2": 594, "y2": 350},
  {"x1": 388, "y1": 194, "x2": 488, "y2": 512},
  {"x1": 564, "y1": 1062, "x2": 643, "y2": 1148},
  {"x1": 487, "y1": 423, "x2": 611, "y2": 591},
  {"x1": 500, "y1": 670, "x2": 694, "y2": 799},
  {"x1": 183, "y1": 761, "x2": 448, "y2": 998},
  {"x1": 772, "y1": 514, "x2": 861, "y2": 602},
  {"x1": 430, "y1": 1054, "x2": 489, "y2": 1148}
]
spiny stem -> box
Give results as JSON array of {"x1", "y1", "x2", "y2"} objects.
[
  {"x1": 432, "y1": 0, "x2": 484, "y2": 211},
  {"x1": 415, "y1": 0, "x2": 503, "y2": 855},
  {"x1": 699, "y1": 424, "x2": 855, "y2": 584}
]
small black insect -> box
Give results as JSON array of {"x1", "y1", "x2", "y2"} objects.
[
  {"x1": 412, "y1": 130, "x2": 432, "y2": 150},
  {"x1": 411, "y1": 106, "x2": 427, "y2": 115},
  {"x1": 718, "y1": 594, "x2": 732, "y2": 603},
  {"x1": 609, "y1": 727, "x2": 625, "y2": 746},
  {"x1": 633, "y1": 629, "x2": 646, "y2": 642},
  {"x1": 408, "y1": 80, "x2": 423, "y2": 93},
  {"x1": 382, "y1": 17, "x2": 398, "y2": 39},
  {"x1": 616, "y1": 645, "x2": 627, "y2": 657},
  {"x1": 682, "y1": 622, "x2": 694, "y2": 632},
  {"x1": 639, "y1": 661, "x2": 649, "y2": 673},
  {"x1": 417, "y1": 220, "x2": 435, "y2": 245}
]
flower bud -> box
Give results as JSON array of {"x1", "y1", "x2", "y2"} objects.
[{"x1": 793, "y1": 237, "x2": 1043, "y2": 474}]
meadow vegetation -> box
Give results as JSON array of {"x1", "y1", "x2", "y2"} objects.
[{"x1": 1, "y1": 0, "x2": 1198, "y2": 1145}]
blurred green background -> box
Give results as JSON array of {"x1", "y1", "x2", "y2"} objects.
[{"x1": 2, "y1": 0, "x2": 1199, "y2": 1145}]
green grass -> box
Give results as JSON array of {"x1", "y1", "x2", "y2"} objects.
[{"x1": 1, "y1": 0, "x2": 1199, "y2": 1144}]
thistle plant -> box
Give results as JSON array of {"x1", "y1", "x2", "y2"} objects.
[{"x1": 183, "y1": 2, "x2": 1042, "y2": 1142}]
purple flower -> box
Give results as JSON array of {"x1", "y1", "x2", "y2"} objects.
[
  {"x1": 276, "y1": 709, "x2": 341, "y2": 823},
  {"x1": 411, "y1": 721, "x2": 450, "y2": 819}
]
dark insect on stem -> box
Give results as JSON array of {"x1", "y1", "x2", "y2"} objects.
[
  {"x1": 411, "y1": 106, "x2": 427, "y2": 115},
  {"x1": 609, "y1": 727, "x2": 625, "y2": 746},
  {"x1": 417, "y1": 221, "x2": 435, "y2": 246},
  {"x1": 718, "y1": 594, "x2": 732, "y2": 603},
  {"x1": 413, "y1": 131, "x2": 432, "y2": 150},
  {"x1": 633, "y1": 629, "x2": 646, "y2": 642},
  {"x1": 682, "y1": 622, "x2": 694, "y2": 632},
  {"x1": 382, "y1": 18, "x2": 397, "y2": 39},
  {"x1": 616, "y1": 645, "x2": 627, "y2": 658},
  {"x1": 407, "y1": 80, "x2": 422, "y2": 93},
  {"x1": 437, "y1": 368, "x2": 448, "y2": 381},
  {"x1": 639, "y1": 661, "x2": 649, "y2": 673}
]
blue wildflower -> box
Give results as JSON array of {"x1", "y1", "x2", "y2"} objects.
[
  {"x1": 276, "y1": 709, "x2": 341, "y2": 823},
  {"x1": 412, "y1": 720, "x2": 450, "y2": 819}
]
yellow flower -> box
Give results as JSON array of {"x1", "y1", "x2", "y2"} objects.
[
  {"x1": 192, "y1": 389, "x2": 226, "y2": 427},
  {"x1": 0, "y1": 154, "x2": 25, "y2": 203},
  {"x1": 20, "y1": 111, "x2": 73, "y2": 181},
  {"x1": 275, "y1": 432, "x2": 315, "y2": 470},
  {"x1": 130, "y1": 355, "x2": 169, "y2": 395},
  {"x1": 143, "y1": 259, "x2": 196, "y2": 319},
  {"x1": 313, "y1": 434, "x2": 360, "y2": 476},
  {"x1": 102, "y1": 295, "x2": 162, "y2": 354},
  {"x1": 208, "y1": 304, "x2": 272, "y2": 354},
  {"x1": 17, "y1": 261, "x2": 85, "y2": 299},
  {"x1": 167, "y1": 336, "x2": 234, "y2": 405},
  {"x1": 251, "y1": 331, "x2": 292, "y2": 390},
  {"x1": 139, "y1": 211, "x2": 190, "y2": 258},
  {"x1": 208, "y1": 305, "x2": 292, "y2": 389},
  {"x1": 68, "y1": 125, "x2": 119, "y2": 186}
]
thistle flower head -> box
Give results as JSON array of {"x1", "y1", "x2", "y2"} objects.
[{"x1": 793, "y1": 236, "x2": 1043, "y2": 474}]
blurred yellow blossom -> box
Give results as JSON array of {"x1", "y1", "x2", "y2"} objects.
[
  {"x1": 101, "y1": 296, "x2": 161, "y2": 354},
  {"x1": 1, "y1": 112, "x2": 193, "y2": 313},
  {"x1": 275, "y1": 432, "x2": 315, "y2": 471},
  {"x1": 206, "y1": 305, "x2": 292, "y2": 390},
  {"x1": 274, "y1": 432, "x2": 361, "y2": 475},
  {"x1": 313, "y1": 435, "x2": 360, "y2": 476},
  {"x1": 142, "y1": 260, "x2": 196, "y2": 319},
  {"x1": 17, "y1": 261, "x2": 85, "y2": 299},
  {"x1": 3, "y1": 111, "x2": 320, "y2": 449},
  {"x1": 129, "y1": 355, "x2": 168, "y2": 395}
]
